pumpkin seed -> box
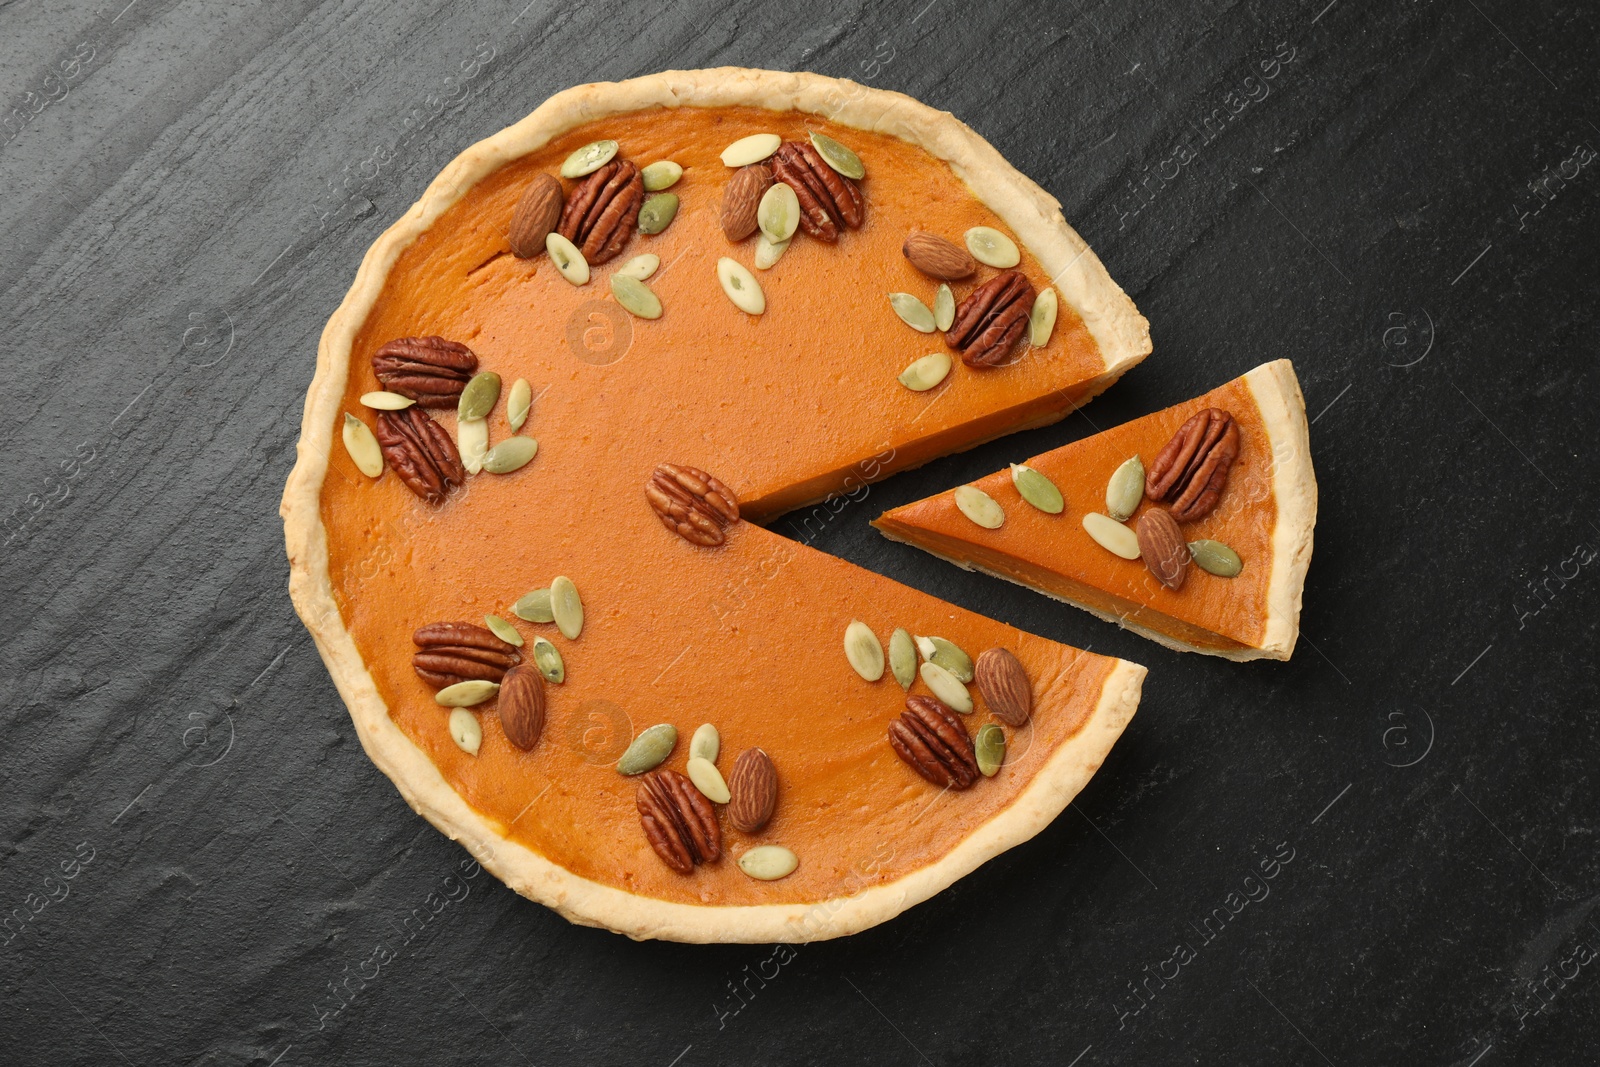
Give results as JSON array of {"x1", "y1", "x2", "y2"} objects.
[
  {"x1": 934, "y1": 284, "x2": 955, "y2": 331},
  {"x1": 1011, "y1": 463, "x2": 1064, "y2": 514},
  {"x1": 458, "y1": 371, "x2": 501, "y2": 421},
  {"x1": 738, "y1": 845, "x2": 799, "y2": 881},
  {"x1": 687, "y1": 756, "x2": 731, "y2": 803},
  {"x1": 844, "y1": 620, "x2": 885, "y2": 682},
  {"x1": 916, "y1": 636, "x2": 974, "y2": 683},
  {"x1": 512, "y1": 587, "x2": 553, "y2": 623},
  {"x1": 637, "y1": 193, "x2": 679, "y2": 235},
  {"x1": 889, "y1": 292, "x2": 936, "y2": 333},
  {"x1": 758, "y1": 182, "x2": 800, "y2": 242},
  {"x1": 690, "y1": 723, "x2": 720, "y2": 764},
  {"x1": 531, "y1": 636, "x2": 565, "y2": 682},
  {"x1": 920, "y1": 661, "x2": 973, "y2": 713},
  {"x1": 506, "y1": 378, "x2": 532, "y2": 432},
  {"x1": 889, "y1": 628, "x2": 917, "y2": 689},
  {"x1": 483, "y1": 614, "x2": 523, "y2": 647},
  {"x1": 359, "y1": 390, "x2": 414, "y2": 410},
  {"x1": 809, "y1": 131, "x2": 865, "y2": 179},
  {"x1": 611, "y1": 274, "x2": 663, "y2": 319},
  {"x1": 1189, "y1": 539, "x2": 1243, "y2": 578},
  {"x1": 975, "y1": 723, "x2": 1005, "y2": 777},
  {"x1": 551, "y1": 575, "x2": 583, "y2": 639},
  {"x1": 641, "y1": 160, "x2": 682, "y2": 191},
  {"x1": 1030, "y1": 287, "x2": 1059, "y2": 347},
  {"x1": 616, "y1": 254, "x2": 660, "y2": 281},
  {"x1": 1083, "y1": 512, "x2": 1141, "y2": 560},
  {"x1": 965, "y1": 226, "x2": 1020, "y2": 268},
  {"x1": 435, "y1": 679, "x2": 499, "y2": 707},
  {"x1": 954, "y1": 485, "x2": 1004, "y2": 529},
  {"x1": 617, "y1": 723, "x2": 677, "y2": 775},
  {"x1": 341, "y1": 413, "x2": 383, "y2": 477},
  {"x1": 716, "y1": 257, "x2": 765, "y2": 314},
  {"x1": 754, "y1": 233, "x2": 790, "y2": 270},
  {"x1": 458, "y1": 418, "x2": 488, "y2": 474},
  {"x1": 1105, "y1": 455, "x2": 1145, "y2": 522},
  {"x1": 448, "y1": 707, "x2": 482, "y2": 756},
  {"x1": 720, "y1": 133, "x2": 781, "y2": 167},
  {"x1": 897, "y1": 352, "x2": 952, "y2": 392},
  {"x1": 545, "y1": 232, "x2": 590, "y2": 285},
  {"x1": 482, "y1": 436, "x2": 538, "y2": 474},
  {"x1": 560, "y1": 139, "x2": 617, "y2": 178}
]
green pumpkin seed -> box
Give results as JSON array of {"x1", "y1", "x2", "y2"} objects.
[
  {"x1": 448, "y1": 707, "x2": 482, "y2": 756},
  {"x1": 484, "y1": 614, "x2": 523, "y2": 647},
  {"x1": 686, "y1": 756, "x2": 731, "y2": 803},
  {"x1": 755, "y1": 233, "x2": 790, "y2": 270},
  {"x1": 916, "y1": 636, "x2": 974, "y2": 683},
  {"x1": 889, "y1": 292, "x2": 936, "y2": 333},
  {"x1": 561, "y1": 139, "x2": 617, "y2": 178},
  {"x1": 531, "y1": 636, "x2": 565, "y2": 682},
  {"x1": 457, "y1": 417, "x2": 489, "y2": 474},
  {"x1": 506, "y1": 378, "x2": 532, "y2": 432},
  {"x1": 738, "y1": 845, "x2": 799, "y2": 881},
  {"x1": 809, "y1": 131, "x2": 865, "y2": 179},
  {"x1": 341, "y1": 413, "x2": 383, "y2": 477},
  {"x1": 975, "y1": 723, "x2": 1005, "y2": 777},
  {"x1": 482, "y1": 436, "x2": 538, "y2": 474},
  {"x1": 1083, "y1": 512, "x2": 1140, "y2": 559},
  {"x1": 617, "y1": 723, "x2": 677, "y2": 775},
  {"x1": 641, "y1": 160, "x2": 682, "y2": 191},
  {"x1": 1189, "y1": 539, "x2": 1243, "y2": 578},
  {"x1": 716, "y1": 257, "x2": 765, "y2": 314},
  {"x1": 458, "y1": 371, "x2": 501, "y2": 421},
  {"x1": 844, "y1": 619, "x2": 885, "y2": 681},
  {"x1": 512, "y1": 588, "x2": 553, "y2": 623},
  {"x1": 551, "y1": 575, "x2": 583, "y2": 639},
  {"x1": 965, "y1": 226, "x2": 1020, "y2": 268},
  {"x1": 934, "y1": 284, "x2": 955, "y2": 331},
  {"x1": 616, "y1": 254, "x2": 659, "y2": 281},
  {"x1": 611, "y1": 274, "x2": 663, "y2": 319},
  {"x1": 1011, "y1": 463, "x2": 1064, "y2": 514},
  {"x1": 690, "y1": 723, "x2": 720, "y2": 764},
  {"x1": 758, "y1": 182, "x2": 800, "y2": 242},
  {"x1": 1030, "y1": 287, "x2": 1059, "y2": 347},
  {"x1": 889, "y1": 628, "x2": 917, "y2": 689},
  {"x1": 637, "y1": 193, "x2": 679, "y2": 235},
  {"x1": 360, "y1": 391, "x2": 414, "y2": 410},
  {"x1": 720, "y1": 133, "x2": 781, "y2": 167},
  {"x1": 546, "y1": 232, "x2": 589, "y2": 285},
  {"x1": 898, "y1": 352, "x2": 952, "y2": 392},
  {"x1": 1105, "y1": 455, "x2": 1145, "y2": 523},
  {"x1": 435, "y1": 679, "x2": 499, "y2": 707},
  {"x1": 920, "y1": 661, "x2": 973, "y2": 713},
  {"x1": 954, "y1": 485, "x2": 1004, "y2": 529}
]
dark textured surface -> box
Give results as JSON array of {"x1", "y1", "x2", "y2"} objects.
[{"x1": 2, "y1": 1, "x2": 1596, "y2": 1064}]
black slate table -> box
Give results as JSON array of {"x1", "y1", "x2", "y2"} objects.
[{"x1": 3, "y1": 2, "x2": 1596, "y2": 1064}]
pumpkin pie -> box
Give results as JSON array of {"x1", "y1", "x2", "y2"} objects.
[{"x1": 281, "y1": 69, "x2": 1152, "y2": 942}]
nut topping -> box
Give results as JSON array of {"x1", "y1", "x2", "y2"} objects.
[
  {"x1": 646, "y1": 463, "x2": 741, "y2": 547},
  {"x1": 556, "y1": 158, "x2": 643, "y2": 265},
  {"x1": 1136, "y1": 508, "x2": 1189, "y2": 591},
  {"x1": 1145, "y1": 408, "x2": 1240, "y2": 523},
  {"x1": 412, "y1": 621, "x2": 521, "y2": 688},
  {"x1": 372, "y1": 336, "x2": 478, "y2": 408},
  {"x1": 974, "y1": 647, "x2": 1032, "y2": 727},
  {"x1": 375, "y1": 407, "x2": 466, "y2": 505},
  {"x1": 889, "y1": 695, "x2": 979, "y2": 789},
  {"x1": 509, "y1": 173, "x2": 563, "y2": 258},
  {"x1": 497, "y1": 664, "x2": 546, "y2": 751},
  {"x1": 720, "y1": 163, "x2": 773, "y2": 241},
  {"x1": 945, "y1": 270, "x2": 1036, "y2": 367},
  {"x1": 770, "y1": 140, "x2": 864, "y2": 243},
  {"x1": 727, "y1": 748, "x2": 778, "y2": 833},
  {"x1": 637, "y1": 768, "x2": 722, "y2": 874},
  {"x1": 902, "y1": 231, "x2": 976, "y2": 280}
]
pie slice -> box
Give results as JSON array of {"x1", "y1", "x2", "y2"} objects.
[
  {"x1": 874, "y1": 360, "x2": 1316, "y2": 660},
  {"x1": 281, "y1": 69, "x2": 1152, "y2": 943}
]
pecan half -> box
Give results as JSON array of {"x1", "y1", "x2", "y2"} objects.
[
  {"x1": 1145, "y1": 408, "x2": 1240, "y2": 523},
  {"x1": 645, "y1": 463, "x2": 741, "y2": 547},
  {"x1": 637, "y1": 768, "x2": 722, "y2": 874},
  {"x1": 375, "y1": 407, "x2": 465, "y2": 505},
  {"x1": 372, "y1": 336, "x2": 478, "y2": 408},
  {"x1": 888, "y1": 695, "x2": 979, "y2": 790},
  {"x1": 946, "y1": 270, "x2": 1036, "y2": 367},
  {"x1": 770, "y1": 140, "x2": 864, "y2": 243},
  {"x1": 412, "y1": 621, "x2": 521, "y2": 688},
  {"x1": 557, "y1": 159, "x2": 643, "y2": 265},
  {"x1": 720, "y1": 163, "x2": 773, "y2": 241}
]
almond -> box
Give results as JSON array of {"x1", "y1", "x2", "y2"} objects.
[
  {"x1": 974, "y1": 648, "x2": 1032, "y2": 727},
  {"x1": 498, "y1": 664, "x2": 546, "y2": 750},
  {"x1": 902, "y1": 231, "x2": 976, "y2": 280},
  {"x1": 720, "y1": 163, "x2": 773, "y2": 241},
  {"x1": 1136, "y1": 508, "x2": 1188, "y2": 590},
  {"x1": 509, "y1": 173, "x2": 563, "y2": 259},
  {"x1": 727, "y1": 748, "x2": 778, "y2": 832}
]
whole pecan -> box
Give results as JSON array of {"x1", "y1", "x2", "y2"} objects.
[
  {"x1": 645, "y1": 463, "x2": 741, "y2": 547},
  {"x1": 413, "y1": 621, "x2": 521, "y2": 688},
  {"x1": 720, "y1": 163, "x2": 773, "y2": 241},
  {"x1": 770, "y1": 140, "x2": 864, "y2": 242},
  {"x1": 946, "y1": 270, "x2": 1036, "y2": 367},
  {"x1": 375, "y1": 407, "x2": 465, "y2": 505},
  {"x1": 372, "y1": 336, "x2": 478, "y2": 408},
  {"x1": 888, "y1": 695, "x2": 979, "y2": 790},
  {"x1": 1145, "y1": 408, "x2": 1240, "y2": 523},
  {"x1": 637, "y1": 768, "x2": 722, "y2": 874},
  {"x1": 557, "y1": 159, "x2": 643, "y2": 264}
]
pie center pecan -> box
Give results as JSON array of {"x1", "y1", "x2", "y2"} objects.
[
  {"x1": 1145, "y1": 408, "x2": 1240, "y2": 523},
  {"x1": 557, "y1": 158, "x2": 644, "y2": 264},
  {"x1": 770, "y1": 140, "x2": 864, "y2": 243},
  {"x1": 645, "y1": 463, "x2": 741, "y2": 547},
  {"x1": 888, "y1": 695, "x2": 979, "y2": 790},
  {"x1": 637, "y1": 768, "x2": 722, "y2": 874},
  {"x1": 375, "y1": 407, "x2": 466, "y2": 505},
  {"x1": 945, "y1": 269, "x2": 1036, "y2": 367},
  {"x1": 372, "y1": 336, "x2": 479, "y2": 408},
  {"x1": 412, "y1": 621, "x2": 521, "y2": 688}
]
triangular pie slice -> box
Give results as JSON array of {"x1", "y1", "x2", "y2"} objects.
[{"x1": 874, "y1": 360, "x2": 1316, "y2": 660}]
